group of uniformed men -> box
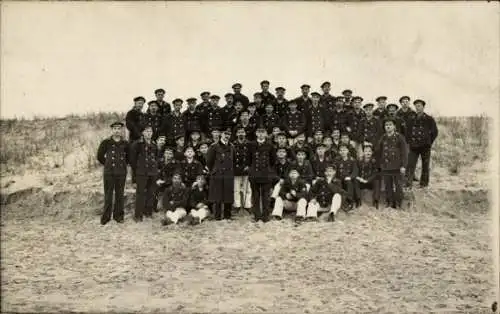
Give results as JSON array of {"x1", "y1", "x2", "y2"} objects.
[{"x1": 97, "y1": 81, "x2": 438, "y2": 226}]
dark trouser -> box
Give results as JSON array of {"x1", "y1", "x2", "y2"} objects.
[
  {"x1": 135, "y1": 175, "x2": 157, "y2": 219},
  {"x1": 382, "y1": 170, "x2": 404, "y2": 205},
  {"x1": 407, "y1": 146, "x2": 431, "y2": 187},
  {"x1": 341, "y1": 180, "x2": 354, "y2": 202},
  {"x1": 354, "y1": 179, "x2": 380, "y2": 203},
  {"x1": 102, "y1": 174, "x2": 126, "y2": 223},
  {"x1": 153, "y1": 185, "x2": 167, "y2": 212},
  {"x1": 250, "y1": 182, "x2": 272, "y2": 221},
  {"x1": 213, "y1": 202, "x2": 232, "y2": 220}
]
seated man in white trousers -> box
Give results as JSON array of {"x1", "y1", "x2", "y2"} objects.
[
  {"x1": 185, "y1": 175, "x2": 211, "y2": 225},
  {"x1": 307, "y1": 164, "x2": 344, "y2": 222},
  {"x1": 161, "y1": 173, "x2": 189, "y2": 225},
  {"x1": 271, "y1": 167, "x2": 309, "y2": 223}
]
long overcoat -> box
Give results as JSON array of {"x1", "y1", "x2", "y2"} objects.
[{"x1": 206, "y1": 141, "x2": 234, "y2": 203}]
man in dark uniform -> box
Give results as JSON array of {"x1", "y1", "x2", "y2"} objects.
[
  {"x1": 375, "y1": 118, "x2": 408, "y2": 209},
  {"x1": 143, "y1": 101, "x2": 163, "y2": 141},
  {"x1": 396, "y1": 96, "x2": 416, "y2": 127},
  {"x1": 405, "y1": 99, "x2": 439, "y2": 188},
  {"x1": 294, "y1": 84, "x2": 312, "y2": 112},
  {"x1": 97, "y1": 121, "x2": 129, "y2": 225},
  {"x1": 260, "y1": 102, "x2": 281, "y2": 134},
  {"x1": 206, "y1": 95, "x2": 223, "y2": 135},
  {"x1": 206, "y1": 129, "x2": 235, "y2": 220},
  {"x1": 354, "y1": 144, "x2": 380, "y2": 208},
  {"x1": 233, "y1": 126, "x2": 252, "y2": 213},
  {"x1": 342, "y1": 89, "x2": 354, "y2": 111},
  {"x1": 232, "y1": 83, "x2": 250, "y2": 108},
  {"x1": 282, "y1": 100, "x2": 307, "y2": 146},
  {"x1": 234, "y1": 110, "x2": 256, "y2": 141},
  {"x1": 221, "y1": 93, "x2": 238, "y2": 131},
  {"x1": 274, "y1": 87, "x2": 289, "y2": 118},
  {"x1": 347, "y1": 96, "x2": 367, "y2": 157},
  {"x1": 180, "y1": 146, "x2": 204, "y2": 188},
  {"x1": 163, "y1": 98, "x2": 186, "y2": 147},
  {"x1": 248, "y1": 123, "x2": 277, "y2": 222},
  {"x1": 386, "y1": 103, "x2": 406, "y2": 135},
  {"x1": 197, "y1": 91, "x2": 212, "y2": 138},
  {"x1": 373, "y1": 96, "x2": 389, "y2": 118},
  {"x1": 153, "y1": 88, "x2": 171, "y2": 117},
  {"x1": 320, "y1": 81, "x2": 336, "y2": 111},
  {"x1": 125, "y1": 96, "x2": 145, "y2": 142},
  {"x1": 361, "y1": 103, "x2": 383, "y2": 147},
  {"x1": 130, "y1": 125, "x2": 159, "y2": 221},
  {"x1": 259, "y1": 80, "x2": 276, "y2": 106},
  {"x1": 328, "y1": 97, "x2": 350, "y2": 135},
  {"x1": 305, "y1": 92, "x2": 327, "y2": 142},
  {"x1": 183, "y1": 97, "x2": 202, "y2": 140},
  {"x1": 251, "y1": 92, "x2": 266, "y2": 116}
]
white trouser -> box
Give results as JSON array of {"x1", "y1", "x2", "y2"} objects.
[
  {"x1": 234, "y1": 176, "x2": 252, "y2": 209},
  {"x1": 190, "y1": 206, "x2": 209, "y2": 222},
  {"x1": 271, "y1": 197, "x2": 308, "y2": 218},
  {"x1": 165, "y1": 208, "x2": 187, "y2": 223},
  {"x1": 306, "y1": 194, "x2": 342, "y2": 217}
]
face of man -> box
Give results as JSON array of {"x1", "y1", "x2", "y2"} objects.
[
  {"x1": 212, "y1": 130, "x2": 221, "y2": 141},
  {"x1": 221, "y1": 131, "x2": 231, "y2": 141},
  {"x1": 388, "y1": 106, "x2": 398, "y2": 115},
  {"x1": 332, "y1": 130, "x2": 340, "y2": 140},
  {"x1": 199, "y1": 145, "x2": 209, "y2": 154},
  {"x1": 185, "y1": 147, "x2": 195, "y2": 159},
  {"x1": 276, "y1": 89, "x2": 285, "y2": 98},
  {"x1": 226, "y1": 96, "x2": 234, "y2": 105},
  {"x1": 353, "y1": 100, "x2": 362, "y2": 109},
  {"x1": 172, "y1": 175, "x2": 182, "y2": 186},
  {"x1": 401, "y1": 99, "x2": 410, "y2": 108},
  {"x1": 312, "y1": 95, "x2": 320, "y2": 104},
  {"x1": 195, "y1": 176, "x2": 206, "y2": 187},
  {"x1": 289, "y1": 103, "x2": 297, "y2": 111},
  {"x1": 111, "y1": 125, "x2": 123, "y2": 137},
  {"x1": 240, "y1": 112, "x2": 249, "y2": 122},
  {"x1": 149, "y1": 103, "x2": 159, "y2": 114},
  {"x1": 248, "y1": 106, "x2": 256, "y2": 115},
  {"x1": 323, "y1": 137, "x2": 333, "y2": 148},
  {"x1": 277, "y1": 135, "x2": 287, "y2": 146},
  {"x1": 385, "y1": 121, "x2": 395, "y2": 133},
  {"x1": 339, "y1": 146, "x2": 349, "y2": 158},
  {"x1": 272, "y1": 127, "x2": 280, "y2": 137},
  {"x1": 277, "y1": 149, "x2": 287, "y2": 159},
  {"x1": 155, "y1": 91, "x2": 165, "y2": 101},
  {"x1": 142, "y1": 127, "x2": 153, "y2": 140},
  {"x1": 188, "y1": 101, "x2": 196, "y2": 110},
  {"x1": 261, "y1": 83, "x2": 270, "y2": 92},
  {"x1": 235, "y1": 101, "x2": 243, "y2": 112},
  {"x1": 325, "y1": 167, "x2": 336, "y2": 178},
  {"x1": 314, "y1": 133, "x2": 323, "y2": 142},
  {"x1": 174, "y1": 102, "x2": 182, "y2": 111},
  {"x1": 415, "y1": 103, "x2": 425, "y2": 113},
  {"x1": 254, "y1": 95, "x2": 262, "y2": 104},
  {"x1": 340, "y1": 135, "x2": 350, "y2": 144},
  {"x1": 363, "y1": 147, "x2": 373, "y2": 159},
  {"x1": 201, "y1": 94, "x2": 209, "y2": 102},
  {"x1": 296, "y1": 151, "x2": 306, "y2": 162},
  {"x1": 265, "y1": 105, "x2": 274, "y2": 114},
  {"x1": 236, "y1": 129, "x2": 246, "y2": 139},
  {"x1": 322, "y1": 85, "x2": 331, "y2": 94},
  {"x1": 289, "y1": 170, "x2": 299, "y2": 181},
  {"x1": 317, "y1": 146, "x2": 326, "y2": 156},
  {"x1": 164, "y1": 150, "x2": 173, "y2": 162},
  {"x1": 190, "y1": 132, "x2": 200, "y2": 141},
  {"x1": 296, "y1": 134, "x2": 305, "y2": 143},
  {"x1": 134, "y1": 101, "x2": 144, "y2": 111},
  {"x1": 301, "y1": 87, "x2": 310, "y2": 97},
  {"x1": 365, "y1": 106, "x2": 374, "y2": 116},
  {"x1": 256, "y1": 129, "x2": 267, "y2": 140},
  {"x1": 233, "y1": 86, "x2": 242, "y2": 94},
  {"x1": 378, "y1": 99, "x2": 387, "y2": 108},
  {"x1": 176, "y1": 137, "x2": 185, "y2": 147},
  {"x1": 210, "y1": 98, "x2": 219, "y2": 107},
  {"x1": 157, "y1": 136, "x2": 166, "y2": 146}
]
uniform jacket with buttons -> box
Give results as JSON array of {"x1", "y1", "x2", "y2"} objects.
[
  {"x1": 163, "y1": 111, "x2": 185, "y2": 141},
  {"x1": 182, "y1": 109, "x2": 202, "y2": 135},
  {"x1": 334, "y1": 156, "x2": 359, "y2": 180},
  {"x1": 275, "y1": 159, "x2": 291, "y2": 180},
  {"x1": 221, "y1": 104, "x2": 238, "y2": 131},
  {"x1": 375, "y1": 132, "x2": 408, "y2": 171},
  {"x1": 357, "y1": 158, "x2": 380, "y2": 182},
  {"x1": 294, "y1": 96, "x2": 312, "y2": 112},
  {"x1": 252, "y1": 102, "x2": 266, "y2": 117},
  {"x1": 188, "y1": 185, "x2": 209, "y2": 209},
  {"x1": 154, "y1": 100, "x2": 171, "y2": 117},
  {"x1": 156, "y1": 144, "x2": 167, "y2": 169},
  {"x1": 290, "y1": 160, "x2": 314, "y2": 184},
  {"x1": 347, "y1": 109, "x2": 367, "y2": 142},
  {"x1": 261, "y1": 92, "x2": 277, "y2": 107},
  {"x1": 158, "y1": 161, "x2": 181, "y2": 189},
  {"x1": 279, "y1": 178, "x2": 308, "y2": 202},
  {"x1": 196, "y1": 103, "x2": 211, "y2": 134},
  {"x1": 97, "y1": 137, "x2": 130, "y2": 175},
  {"x1": 142, "y1": 112, "x2": 163, "y2": 140},
  {"x1": 310, "y1": 154, "x2": 333, "y2": 178},
  {"x1": 173, "y1": 147, "x2": 185, "y2": 163},
  {"x1": 125, "y1": 109, "x2": 144, "y2": 141},
  {"x1": 248, "y1": 140, "x2": 277, "y2": 183},
  {"x1": 290, "y1": 143, "x2": 313, "y2": 161},
  {"x1": 305, "y1": 104, "x2": 328, "y2": 137},
  {"x1": 274, "y1": 98, "x2": 289, "y2": 118},
  {"x1": 310, "y1": 177, "x2": 345, "y2": 208},
  {"x1": 361, "y1": 116, "x2": 383, "y2": 145},
  {"x1": 233, "y1": 139, "x2": 251, "y2": 176},
  {"x1": 396, "y1": 108, "x2": 417, "y2": 132},
  {"x1": 328, "y1": 109, "x2": 350, "y2": 134},
  {"x1": 405, "y1": 112, "x2": 438, "y2": 149},
  {"x1": 180, "y1": 159, "x2": 204, "y2": 187},
  {"x1": 259, "y1": 113, "x2": 281, "y2": 134},
  {"x1": 273, "y1": 144, "x2": 295, "y2": 162},
  {"x1": 162, "y1": 184, "x2": 189, "y2": 210},
  {"x1": 233, "y1": 121, "x2": 256, "y2": 142},
  {"x1": 387, "y1": 115, "x2": 406, "y2": 136},
  {"x1": 233, "y1": 93, "x2": 250, "y2": 107},
  {"x1": 373, "y1": 107, "x2": 388, "y2": 119},
  {"x1": 282, "y1": 110, "x2": 306, "y2": 137},
  {"x1": 206, "y1": 141, "x2": 234, "y2": 178},
  {"x1": 130, "y1": 140, "x2": 159, "y2": 178},
  {"x1": 320, "y1": 94, "x2": 336, "y2": 111}
]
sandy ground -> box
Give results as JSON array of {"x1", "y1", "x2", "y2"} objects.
[{"x1": 1, "y1": 199, "x2": 495, "y2": 313}]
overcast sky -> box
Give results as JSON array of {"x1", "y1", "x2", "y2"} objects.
[{"x1": 1, "y1": 2, "x2": 499, "y2": 119}]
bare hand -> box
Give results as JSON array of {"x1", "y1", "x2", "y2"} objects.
[
  {"x1": 286, "y1": 193, "x2": 292, "y2": 199},
  {"x1": 345, "y1": 177, "x2": 351, "y2": 181},
  {"x1": 400, "y1": 167, "x2": 406, "y2": 175}
]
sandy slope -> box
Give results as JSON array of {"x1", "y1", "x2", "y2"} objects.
[{"x1": 1, "y1": 199, "x2": 495, "y2": 313}]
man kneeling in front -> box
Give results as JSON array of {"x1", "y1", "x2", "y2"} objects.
[
  {"x1": 307, "y1": 164, "x2": 344, "y2": 222},
  {"x1": 271, "y1": 167, "x2": 308, "y2": 223}
]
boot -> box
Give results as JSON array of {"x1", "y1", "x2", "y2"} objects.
[
  {"x1": 327, "y1": 212, "x2": 335, "y2": 222},
  {"x1": 373, "y1": 200, "x2": 379, "y2": 209}
]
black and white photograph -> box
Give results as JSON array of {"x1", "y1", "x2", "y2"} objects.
[{"x1": 1, "y1": 1, "x2": 499, "y2": 313}]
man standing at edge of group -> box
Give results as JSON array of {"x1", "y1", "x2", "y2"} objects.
[
  {"x1": 125, "y1": 96, "x2": 145, "y2": 143},
  {"x1": 405, "y1": 99, "x2": 438, "y2": 188},
  {"x1": 206, "y1": 129, "x2": 235, "y2": 220},
  {"x1": 96, "y1": 122, "x2": 129, "y2": 225}
]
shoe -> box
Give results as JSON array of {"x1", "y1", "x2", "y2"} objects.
[
  {"x1": 327, "y1": 212, "x2": 335, "y2": 222},
  {"x1": 133, "y1": 216, "x2": 143, "y2": 223},
  {"x1": 373, "y1": 201, "x2": 379, "y2": 209},
  {"x1": 390, "y1": 201, "x2": 397, "y2": 209},
  {"x1": 272, "y1": 215, "x2": 282, "y2": 221},
  {"x1": 114, "y1": 218, "x2": 124, "y2": 224},
  {"x1": 343, "y1": 202, "x2": 354, "y2": 213},
  {"x1": 161, "y1": 217, "x2": 174, "y2": 226},
  {"x1": 294, "y1": 216, "x2": 304, "y2": 223},
  {"x1": 355, "y1": 200, "x2": 362, "y2": 208},
  {"x1": 100, "y1": 218, "x2": 110, "y2": 225},
  {"x1": 413, "y1": 177, "x2": 419, "y2": 182}
]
